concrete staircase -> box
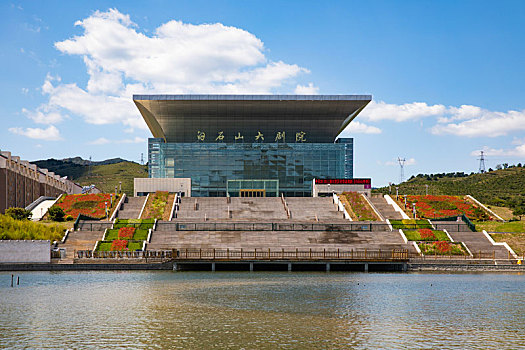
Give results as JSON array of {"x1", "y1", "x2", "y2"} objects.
[
  {"x1": 433, "y1": 221, "x2": 510, "y2": 259},
  {"x1": 147, "y1": 228, "x2": 417, "y2": 252},
  {"x1": 174, "y1": 197, "x2": 349, "y2": 222},
  {"x1": 117, "y1": 196, "x2": 146, "y2": 219},
  {"x1": 59, "y1": 230, "x2": 105, "y2": 260},
  {"x1": 285, "y1": 197, "x2": 345, "y2": 221},
  {"x1": 370, "y1": 195, "x2": 404, "y2": 220}
]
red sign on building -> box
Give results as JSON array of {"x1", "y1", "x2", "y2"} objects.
[{"x1": 314, "y1": 178, "x2": 371, "y2": 185}]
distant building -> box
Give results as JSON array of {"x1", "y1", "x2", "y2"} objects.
[
  {"x1": 134, "y1": 95, "x2": 371, "y2": 197},
  {"x1": 0, "y1": 150, "x2": 90, "y2": 213}
]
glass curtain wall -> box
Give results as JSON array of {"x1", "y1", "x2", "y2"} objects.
[{"x1": 149, "y1": 138, "x2": 353, "y2": 197}]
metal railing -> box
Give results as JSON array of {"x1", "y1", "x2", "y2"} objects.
[
  {"x1": 173, "y1": 248, "x2": 409, "y2": 261},
  {"x1": 75, "y1": 250, "x2": 174, "y2": 260},
  {"x1": 157, "y1": 222, "x2": 391, "y2": 232}
]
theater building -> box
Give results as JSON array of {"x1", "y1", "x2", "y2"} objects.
[{"x1": 134, "y1": 95, "x2": 371, "y2": 197}]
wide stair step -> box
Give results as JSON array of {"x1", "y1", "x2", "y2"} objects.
[
  {"x1": 117, "y1": 196, "x2": 146, "y2": 219},
  {"x1": 370, "y1": 195, "x2": 404, "y2": 220},
  {"x1": 59, "y1": 230, "x2": 105, "y2": 258}
]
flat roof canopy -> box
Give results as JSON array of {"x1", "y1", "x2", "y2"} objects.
[{"x1": 133, "y1": 94, "x2": 371, "y2": 143}]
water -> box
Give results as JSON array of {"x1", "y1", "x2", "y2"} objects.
[{"x1": 0, "y1": 271, "x2": 524, "y2": 349}]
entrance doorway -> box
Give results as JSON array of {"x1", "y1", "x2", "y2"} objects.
[{"x1": 240, "y1": 189, "x2": 266, "y2": 197}]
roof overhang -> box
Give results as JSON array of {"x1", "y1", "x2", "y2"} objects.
[{"x1": 133, "y1": 94, "x2": 372, "y2": 143}]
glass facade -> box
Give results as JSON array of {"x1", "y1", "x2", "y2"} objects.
[{"x1": 149, "y1": 138, "x2": 353, "y2": 197}]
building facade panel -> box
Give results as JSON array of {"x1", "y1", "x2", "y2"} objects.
[{"x1": 149, "y1": 138, "x2": 353, "y2": 197}]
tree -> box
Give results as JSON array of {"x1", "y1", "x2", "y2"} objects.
[
  {"x1": 5, "y1": 207, "x2": 32, "y2": 220},
  {"x1": 48, "y1": 206, "x2": 65, "y2": 222},
  {"x1": 513, "y1": 206, "x2": 525, "y2": 221}
]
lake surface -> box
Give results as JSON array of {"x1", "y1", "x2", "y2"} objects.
[{"x1": 0, "y1": 271, "x2": 524, "y2": 349}]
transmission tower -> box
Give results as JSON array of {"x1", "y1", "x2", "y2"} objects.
[
  {"x1": 140, "y1": 153, "x2": 144, "y2": 165},
  {"x1": 398, "y1": 157, "x2": 406, "y2": 183},
  {"x1": 478, "y1": 151, "x2": 486, "y2": 173}
]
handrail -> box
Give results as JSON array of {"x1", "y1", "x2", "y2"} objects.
[
  {"x1": 361, "y1": 193, "x2": 384, "y2": 221},
  {"x1": 169, "y1": 193, "x2": 179, "y2": 221},
  {"x1": 110, "y1": 193, "x2": 126, "y2": 221},
  {"x1": 74, "y1": 248, "x2": 410, "y2": 261},
  {"x1": 137, "y1": 193, "x2": 150, "y2": 219}
]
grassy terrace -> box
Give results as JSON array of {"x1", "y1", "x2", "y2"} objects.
[
  {"x1": 474, "y1": 220, "x2": 525, "y2": 233},
  {"x1": 97, "y1": 241, "x2": 143, "y2": 252},
  {"x1": 140, "y1": 191, "x2": 174, "y2": 220},
  {"x1": 404, "y1": 229, "x2": 450, "y2": 241},
  {"x1": 341, "y1": 192, "x2": 380, "y2": 221},
  {"x1": 95, "y1": 219, "x2": 154, "y2": 252},
  {"x1": 490, "y1": 233, "x2": 525, "y2": 256},
  {"x1": 104, "y1": 228, "x2": 148, "y2": 241},
  {"x1": 418, "y1": 241, "x2": 467, "y2": 256},
  {"x1": 113, "y1": 219, "x2": 154, "y2": 230},
  {"x1": 390, "y1": 219, "x2": 433, "y2": 229}
]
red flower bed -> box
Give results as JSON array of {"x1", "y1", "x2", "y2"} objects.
[
  {"x1": 111, "y1": 240, "x2": 128, "y2": 251},
  {"x1": 435, "y1": 241, "x2": 451, "y2": 253},
  {"x1": 56, "y1": 193, "x2": 116, "y2": 219},
  {"x1": 418, "y1": 228, "x2": 435, "y2": 240},
  {"x1": 401, "y1": 195, "x2": 488, "y2": 220},
  {"x1": 118, "y1": 227, "x2": 135, "y2": 239}
]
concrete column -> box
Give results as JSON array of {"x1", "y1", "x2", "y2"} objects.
[
  {"x1": 288, "y1": 263, "x2": 292, "y2": 272},
  {"x1": 173, "y1": 262, "x2": 178, "y2": 271},
  {"x1": 326, "y1": 263, "x2": 330, "y2": 272},
  {"x1": 403, "y1": 263, "x2": 407, "y2": 272},
  {"x1": 211, "y1": 262, "x2": 216, "y2": 272},
  {"x1": 249, "y1": 262, "x2": 254, "y2": 272},
  {"x1": 364, "y1": 263, "x2": 369, "y2": 272}
]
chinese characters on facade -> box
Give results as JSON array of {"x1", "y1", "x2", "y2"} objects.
[{"x1": 197, "y1": 130, "x2": 306, "y2": 143}]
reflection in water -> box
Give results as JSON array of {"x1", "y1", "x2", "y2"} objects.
[{"x1": 0, "y1": 272, "x2": 524, "y2": 349}]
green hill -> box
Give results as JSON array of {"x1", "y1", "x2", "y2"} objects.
[
  {"x1": 34, "y1": 158, "x2": 148, "y2": 195},
  {"x1": 374, "y1": 166, "x2": 525, "y2": 214}
]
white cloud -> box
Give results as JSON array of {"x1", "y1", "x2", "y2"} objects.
[
  {"x1": 21, "y1": 88, "x2": 29, "y2": 94},
  {"x1": 9, "y1": 125, "x2": 62, "y2": 141},
  {"x1": 385, "y1": 158, "x2": 416, "y2": 166},
  {"x1": 116, "y1": 137, "x2": 146, "y2": 144},
  {"x1": 88, "y1": 137, "x2": 111, "y2": 145},
  {"x1": 358, "y1": 100, "x2": 525, "y2": 139},
  {"x1": 22, "y1": 9, "x2": 309, "y2": 131},
  {"x1": 431, "y1": 107, "x2": 525, "y2": 137},
  {"x1": 470, "y1": 144, "x2": 525, "y2": 158},
  {"x1": 88, "y1": 136, "x2": 146, "y2": 145},
  {"x1": 360, "y1": 100, "x2": 447, "y2": 122},
  {"x1": 22, "y1": 106, "x2": 65, "y2": 124},
  {"x1": 341, "y1": 121, "x2": 382, "y2": 135},
  {"x1": 294, "y1": 82, "x2": 319, "y2": 94}
]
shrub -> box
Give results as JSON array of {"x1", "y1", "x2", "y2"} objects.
[
  {"x1": 65, "y1": 215, "x2": 74, "y2": 221},
  {"x1": 48, "y1": 206, "x2": 66, "y2": 222},
  {"x1": 5, "y1": 207, "x2": 32, "y2": 220},
  {"x1": 0, "y1": 214, "x2": 65, "y2": 241}
]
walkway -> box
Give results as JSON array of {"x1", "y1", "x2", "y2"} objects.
[{"x1": 117, "y1": 196, "x2": 146, "y2": 219}]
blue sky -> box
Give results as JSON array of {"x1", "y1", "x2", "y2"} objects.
[{"x1": 1, "y1": 0, "x2": 524, "y2": 186}]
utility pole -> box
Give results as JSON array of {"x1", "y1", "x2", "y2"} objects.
[
  {"x1": 398, "y1": 157, "x2": 406, "y2": 183},
  {"x1": 478, "y1": 151, "x2": 486, "y2": 173}
]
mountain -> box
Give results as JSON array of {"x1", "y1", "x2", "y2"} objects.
[
  {"x1": 33, "y1": 157, "x2": 148, "y2": 194},
  {"x1": 373, "y1": 165, "x2": 525, "y2": 213}
]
